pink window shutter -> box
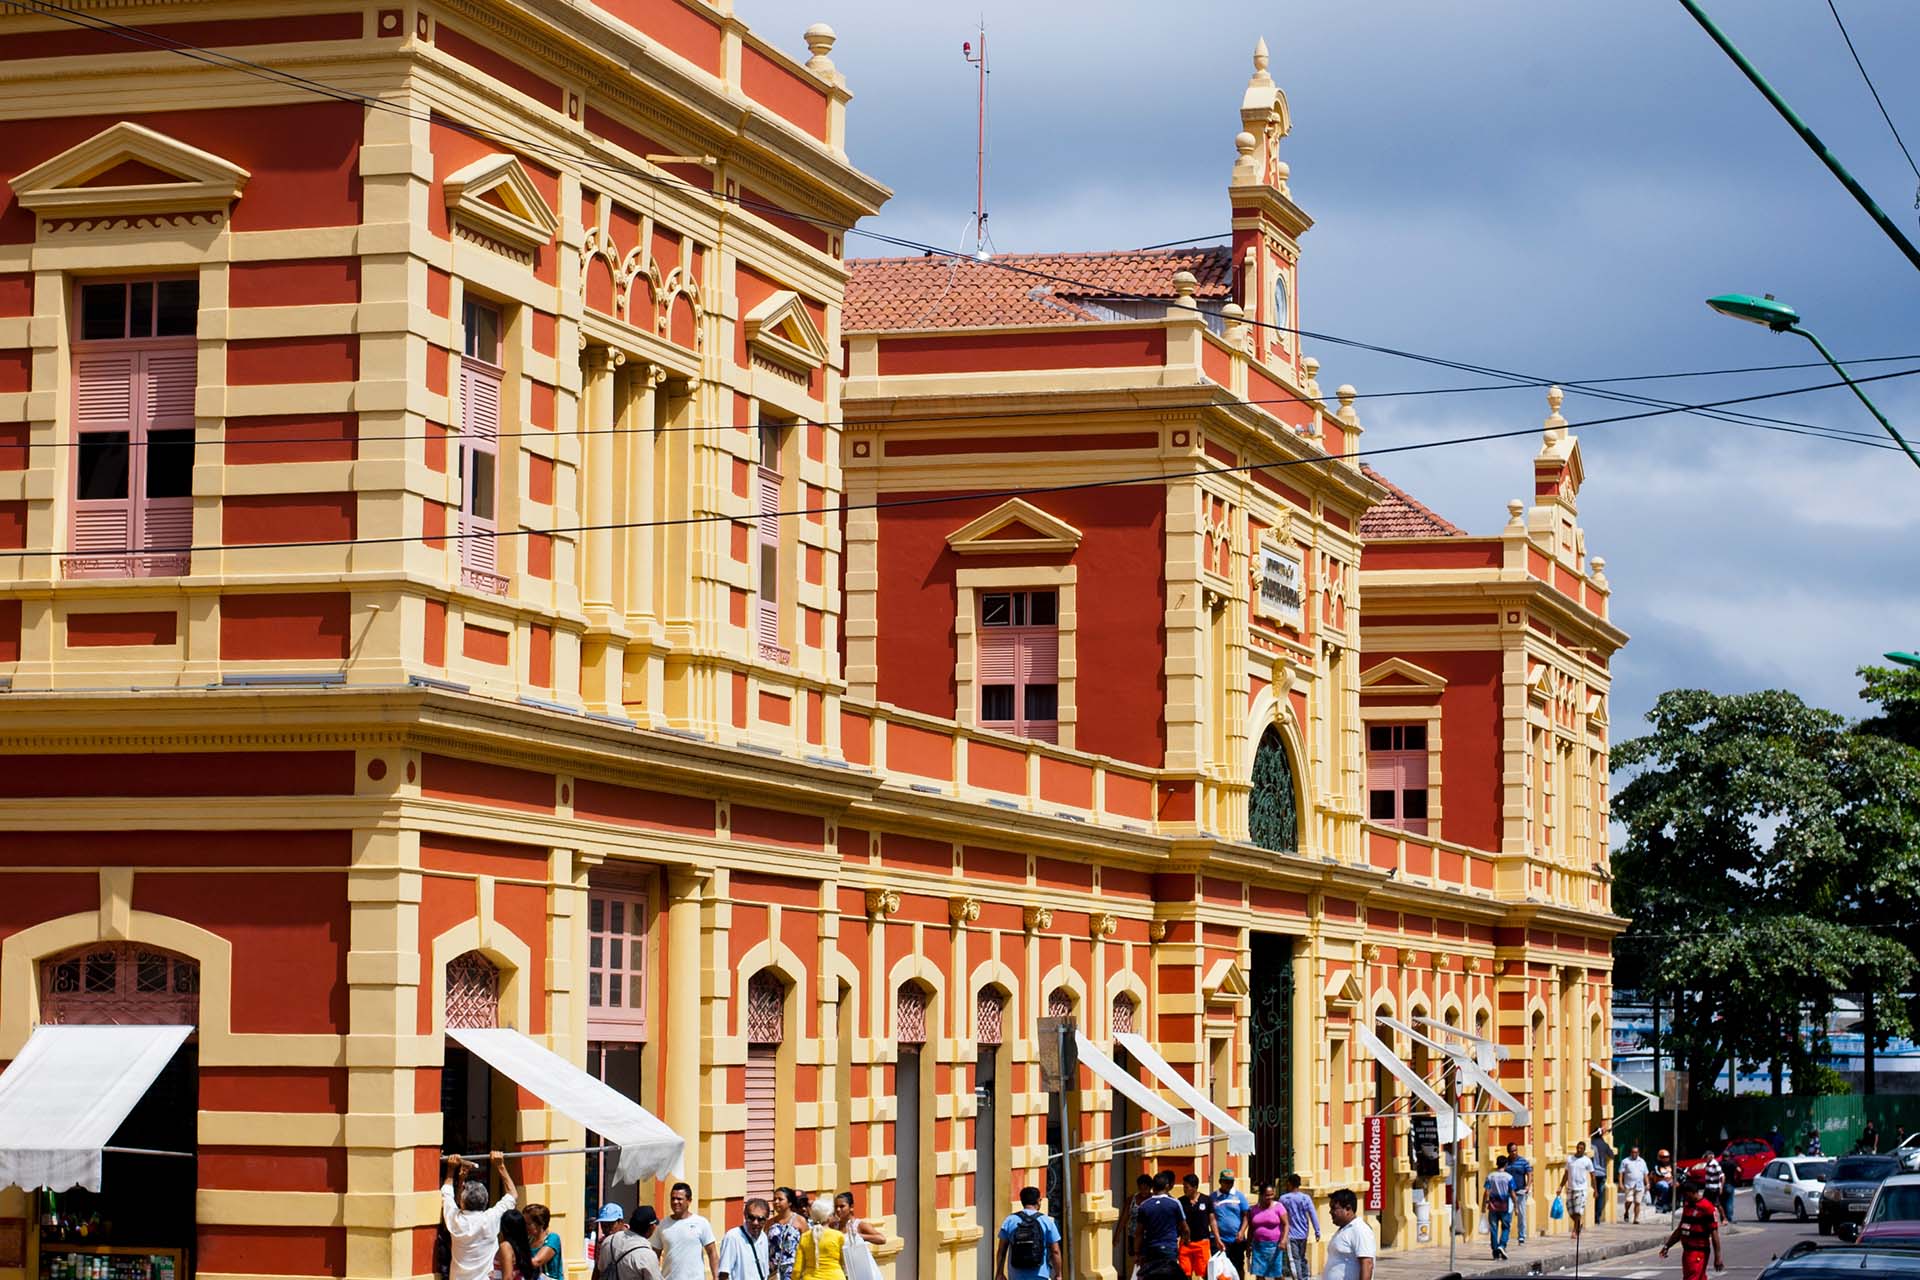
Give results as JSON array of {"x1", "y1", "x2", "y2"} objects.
[
  {"x1": 1366, "y1": 752, "x2": 1399, "y2": 795},
  {"x1": 459, "y1": 359, "x2": 504, "y2": 588},
  {"x1": 744, "y1": 1046, "x2": 777, "y2": 1198},
  {"x1": 1019, "y1": 629, "x2": 1059, "y2": 684},
  {"x1": 140, "y1": 349, "x2": 197, "y2": 571},
  {"x1": 70, "y1": 352, "x2": 138, "y2": 574},
  {"x1": 977, "y1": 631, "x2": 1018, "y2": 684}
]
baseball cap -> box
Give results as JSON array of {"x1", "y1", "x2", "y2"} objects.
[
  {"x1": 1218, "y1": 1170, "x2": 1236, "y2": 1181},
  {"x1": 597, "y1": 1203, "x2": 626, "y2": 1224},
  {"x1": 631, "y1": 1206, "x2": 661, "y2": 1236}
]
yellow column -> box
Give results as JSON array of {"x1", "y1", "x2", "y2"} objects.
[
  {"x1": 582, "y1": 346, "x2": 623, "y2": 615},
  {"x1": 664, "y1": 870, "x2": 704, "y2": 1165},
  {"x1": 624, "y1": 366, "x2": 662, "y2": 630}
]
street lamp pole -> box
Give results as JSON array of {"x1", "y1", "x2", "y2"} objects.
[
  {"x1": 1676, "y1": 0, "x2": 1920, "y2": 278},
  {"x1": 1705, "y1": 293, "x2": 1920, "y2": 472}
]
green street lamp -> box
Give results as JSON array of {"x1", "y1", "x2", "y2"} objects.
[
  {"x1": 1706, "y1": 293, "x2": 1920, "y2": 472},
  {"x1": 1888, "y1": 652, "x2": 1920, "y2": 670}
]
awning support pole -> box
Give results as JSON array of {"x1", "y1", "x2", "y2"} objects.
[
  {"x1": 100, "y1": 1146, "x2": 194, "y2": 1159},
  {"x1": 453, "y1": 1144, "x2": 622, "y2": 1162}
]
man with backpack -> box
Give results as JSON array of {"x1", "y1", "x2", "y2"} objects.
[
  {"x1": 996, "y1": 1186, "x2": 1063, "y2": 1280},
  {"x1": 1482, "y1": 1156, "x2": 1515, "y2": 1262}
]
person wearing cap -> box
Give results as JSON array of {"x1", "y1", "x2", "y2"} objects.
[
  {"x1": 1212, "y1": 1171, "x2": 1250, "y2": 1277},
  {"x1": 442, "y1": 1153, "x2": 518, "y2": 1280},
  {"x1": 596, "y1": 1204, "x2": 664, "y2": 1280}
]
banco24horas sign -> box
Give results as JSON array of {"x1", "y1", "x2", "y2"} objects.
[{"x1": 1257, "y1": 545, "x2": 1304, "y2": 629}]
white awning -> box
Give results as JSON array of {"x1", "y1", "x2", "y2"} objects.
[
  {"x1": 1355, "y1": 1024, "x2": 1457, "y2": 1129},
  {"x1": 1380, "y1": 1016, "x2": 1531, "y2": 1128},
  {"x1": 1073, "y1": 1031, "x2": 1200, "y2": 1150},
  {"x1": 448, "y1": 1028, "x2": 684, "y2": 1183},
  {"x1": 0, "y1": 1024, "x2": 193, "y2": 1192},
  {"x1": 1114, "y1": 1031, "x2": 1255, "y2": 1156}
]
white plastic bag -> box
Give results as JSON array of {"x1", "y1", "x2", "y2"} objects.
[
  {"x1": 1205, "y1": 1251, "x2": 1238, "y2": 1280},
  {"x1": 842, "y1": 1222, "x2": 884, "y2": 1280}
]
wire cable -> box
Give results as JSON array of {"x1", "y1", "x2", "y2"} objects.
[
  {"x1": 5, "y1": 366, "x2": 1914, "y2": 563},
  {"x1": 1824, "y1": 0, "x2": 1920, "y2": 204}
]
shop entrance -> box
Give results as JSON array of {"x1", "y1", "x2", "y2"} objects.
[
  {"x1": 440, "y1": 950, "x2": 516, "y2": 1198},
  {"x1": 32, "y1": 943, "x2": 200, "y2": 1280}
]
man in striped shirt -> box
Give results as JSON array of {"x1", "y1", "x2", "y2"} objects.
[
  {"x1": 1658, "y1": 1180, "x2": 1724, "y2": 1279},
  {"x1": 1697, "y1": 1148, "x2": 1725, "y2": 1215}
]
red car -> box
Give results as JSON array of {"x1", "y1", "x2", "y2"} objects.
[{"x1": 1679, "y1": 1137, "x2": 1778, "y2": 1185}]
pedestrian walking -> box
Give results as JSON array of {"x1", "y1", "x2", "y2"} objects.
[
  {"x1": 1503, "y1": 1144, "x2": 1533, "y2": 1244},
  {"x1": 1698, "y1": 1149, "x2": 1724, "y2": 1224},
  {"x1": 1131, "y1": 1171, "x2": 1189, "y2": 1275},
  {"x1": 1590, "y1": 1130, "x2": 1613, "y2": 1223},
  {"x1": 441, "y1": 1153, "x2": 518, "y2": 1280},
  {"x1": 1619, "y1": 1147, "x2": 1649, "y2": 1224},
  {"x1": 1558, "y1": 1141, "x2": 1594, "y2": 1242},
  {"x1": 661, "y1": 1183, "x2": 720, "y2": 1280},
  {"x1": 1657, "y1": 1180, "x2": 1724, "y2": 1280},
  {"x1": 1178, "y1": 1173, "x2": 1220, "y2": 1279},
  {"x1": 1715, "y1": 1150, "x2": 1738, "y2": 1222},
  {"x1": 995, "y1": 1186, "x2": 1063, "y2": 1280},
  {"x1": 1116, "y1": 1174, "x2": 1153, "y2": 1279},
  {"x1": 832, "y1": 1193, "x2": 888, "y2": 1247},
  {"x1": 1278, "y1": 1175, "x2": 1320, "y2": 1280},
  {"x1": 794, "y1": 1201, "x2": 846, "y2": 1280},
  {"x1": 1768, "y1": 1127, "x2": 1786, "y2": 1157},
  {"x1": 1482, "y1": 1156, "x2": 1514, "y2": 1262},
  {"x1": 1245, "y1": 1183, "x2": 1287, "y2": 1280},
  {"x1": 1213, "y1": 1171, "x2": 1251, "y2": 1275},
  {"x1": 1318, "y1": 1190, "x2": 1374, "y2": 1280},
  {"x1": 767, "y1": 1189, "x2": 801, "y2": 1280},
  {"x1": 718, "y1": 1200, "x2": 772, "y2": 1280},
  {"x1": 598, "y1": 1207, "x2": 665, "y2": 1280},
  {"x1": 1862, "y1": 1119, "x2": 1881, "y2": 1154}
]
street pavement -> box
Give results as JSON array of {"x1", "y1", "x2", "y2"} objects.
[{"x1": 1459, "y1": 1189, "x2": 1824, "y2": 1280}]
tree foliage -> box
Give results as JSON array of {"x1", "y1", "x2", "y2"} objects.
[{"x1": 1612, "y1": 686, "x2": 1920, "y2": 1101}]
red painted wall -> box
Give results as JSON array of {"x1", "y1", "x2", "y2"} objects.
[{"x1": 875, "y1": 486, "x2": 1167, "y2": 767}]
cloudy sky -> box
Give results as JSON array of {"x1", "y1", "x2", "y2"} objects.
[{"x1": 738, "y1": 0, "x2": 1920, "y2": 735}]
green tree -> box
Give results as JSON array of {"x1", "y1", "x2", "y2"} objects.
[
  {"x1": 1612, "y1": 688, "x2": 1918, "y2": 1104},
  {"x1": 1858, "y1": 662, "x2": 1920, "y2": 750}
]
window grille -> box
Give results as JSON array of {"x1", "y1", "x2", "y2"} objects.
[
  {"x1": 748, "y1": 971, "x2": 786, "y2": 1044},
  {"x1": 976, "y1": 990, "x2": 1005, "y2": 1046},
  {"x1": 39, "y1": 943, "x2": 198, "y2": 1025},
  {"x1": 897, "y1": 984, "x2": 928, "y2": 1045},
  {"x1": 1112, "y1": 994, "x2": 1136, "y2": 1036},
  {"x1": 445, "y1": 950, "x2": 501, "y2": 1029},
  {"x1": 1048, "y1": 987, "x2": 1073, "y2": 1019}
]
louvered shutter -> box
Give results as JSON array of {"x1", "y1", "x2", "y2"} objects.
[
  {"x1": 756, "y1": 464, "x2": 781, "y2": 652},
  {"x1": 459, "y1": 359, "x2": 503, "y2": 585},
  {"x1": 977, "y1": 631, "x2": 1017, "y2": 684},
  {"x1": 1399, "y1": 748, "x2": 1430, "y2": 835},
  {"x1": 140, "y1": 349, "x2": 198, "y2": 571},
  {"x1": 70, "y1": 352, "x2": 138, "y2": 574},
  {"x1": 744, "y1": 1045, "x2": 777, "y2": 1199},
  {"x1": 1019, "y1": 629, "x2": 1060, "y2": 742}
]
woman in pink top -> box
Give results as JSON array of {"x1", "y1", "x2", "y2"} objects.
[{"x1": 1246, "y1": 1182, "x2": 1289, "y2": 1278}]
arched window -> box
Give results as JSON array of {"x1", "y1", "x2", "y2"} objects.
[
  {"x1": 1112, "y1": 993, "x2": 1137, "y2": 1036},
  {"x1": 976, "y1": 989, "x2": 1005, "y2": 1046},
  {"x1": 745, "y1": 971, "x2": 787, "y2": 1200},
  {"x1": 445, "y1": 951, "x2": 500, "y2": 1029},
  {"x1": 1249, "y1": 725, "x2": 1299, "y2": 853},
  {"x1": 1047, "y1": 987, "x2": 1074, "y2": 1019},
  {"x1": 39, "y1": 943, "x2": 198, "y2": 1025},
  {"x1": 897, "y1": 983, "x2": 928, "y2": 1045}
]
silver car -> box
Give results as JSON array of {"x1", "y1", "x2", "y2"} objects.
[{"x1": 1756, "y1": 1156, "x2": 1834, "y2": 1222}]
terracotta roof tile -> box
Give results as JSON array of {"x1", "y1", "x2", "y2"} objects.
[
  {"x1": 846, "y1": 246, "x2": 1234, "y2": 332},
  {"x1": 1359, "y1": 464, "x2": 1468, "y2": 539}
]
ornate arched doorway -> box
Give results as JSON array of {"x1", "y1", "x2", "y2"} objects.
[
  {"x1": 1249, "y1": 726, "x2": 1299, "y2": 852},
  {"x1": 442, "y1": 951, "x2": 505, "y2": 1164}
]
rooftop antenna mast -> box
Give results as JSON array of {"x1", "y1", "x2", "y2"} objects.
[{"x1": 962, "y1": 21, "x2": 991, "y2": 258}]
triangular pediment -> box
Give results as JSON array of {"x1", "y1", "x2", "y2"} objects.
[
  {"x1": 11, "y1": 122, "x2": 250, "y2": 219},
  {"x1": 444, "y1": 154, "x2": 558, "y2": 260},
  {"x1": 1203, "y1": 959, "x2": 1250, "y2": 1005},
  {"x1": 743, "y1": 290, "x2": 829, "y2": 375},
  {"x1": 1360, "y1": 656, "x2": 1447, "y2": 693},
  {"x1": 1586, "y1": 691, "x2": 1608, "y2": 726},
  {"x1": 946, "y1": 498, "x2": 1082, "y2": 557}
]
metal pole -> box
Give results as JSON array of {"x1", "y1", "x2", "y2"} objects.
[
  {"x1": 100, "y1": 1146, "x2": 195, "y2": 1159},
  {"x1": 455, "y1": 1144, "x2": 621, "y2": 1162},
  {"x1": 1447, "y1": 1065, "x2": 1459, "y2": 1276},
  {"x1": 1059, "y1": 1019, "x2": 1074, "y2": 1280},
  {"x1": 1789, "y1": 326, "x2": 1920, "y2": 471},
  {"x1": 1676, "y1": 0, "x2": 1920, "y2": 277}
]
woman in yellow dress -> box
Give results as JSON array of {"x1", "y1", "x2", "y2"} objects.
[{"x1": 795, "y1": 1199, "x2": 848, "y2": 1280}]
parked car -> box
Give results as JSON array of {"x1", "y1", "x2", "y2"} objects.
[
  {"x1": 1854, "y1": 1172, "x2": 1920, "y2": 1244},
  {"x1": 1818, "y1": 1154, "x2": 1901, "y2": 1235},
  {"x1": 1759, "y1": 1241, "x2": 1920, "y2": 1279},
  {"x1": 1680, "y1": 1136, "x2": 1777, "y2": 1185},
  {"x1": 1755, "y1": 1157, "x2": 1833, "y2": 1222},
  {"x1": 1894, "y1": 1132, "x2": 1920, "y2": 1171}
]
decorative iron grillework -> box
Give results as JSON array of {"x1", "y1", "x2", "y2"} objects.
[
  {"x1": 445, "y1": 950, "x2": 501, "y2": 1029},
  {"x1": 897, "y1": 984, "x2": 928, "y2": 1044},
  {"x1": 1112, "y1": 993, "x2": 1136, "y2": 1036},
  {"x1": 1048, "y1": 987, "x2": 1073, "y2": 1019},
  {"x1": 747, "y1": 971, "x2": 786, "y2": 1044},
  {"x1": 39, "y1": 943, "x2": 198, "y2": 1026},
  {"x1": 976, "y1": 990, "x2": 1005, "y2": 1046}
]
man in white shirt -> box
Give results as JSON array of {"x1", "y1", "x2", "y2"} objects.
[
  {"x1": 1319, "y1": 1189, "x2": 1374, "y2": 1280},
  {"x1": 660, "y1": 1182, "x2": 720, "y2": 1280},
  {"x1": 717, "y1": 1199, "x2": 772, "y2": 1280},
  {"x1": 440, "y1": 1153, "x2": 517, "y2": 1280},
  {"x1": 1618, "y1": 1146, "x2": 1650, "y2": 1224},
  {"x1": 1559, "y1": 1141, "x2": 1595, "y2": 1241}
]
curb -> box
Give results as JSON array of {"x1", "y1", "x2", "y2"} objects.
[{"x1": 1453, "y1": 1227, "x2": 1685, "y2": 1277}]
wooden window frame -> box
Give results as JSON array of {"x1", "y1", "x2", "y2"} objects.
[
  {"x1": 1365, "y1": 721, "x2": 1431, "y2": 835},
  {"x1": 954, "y1": 566, "x2": 1077, "y2": 748},
  {"x1": 1358, "y1": 704, "x2": 1442, "y2": 836},
  {"x1": 975, "y1": 588, "x2": 1060, "y2": 742},
  {"x1": 755, "y1": 419, "x2": 790, "y2": 664},
  {"x1": 586, "y1": 888, "x2": 649, "y2": 1041},
  {"x1": 459, "y1": 297, "x2": 509, "y2": 596}
]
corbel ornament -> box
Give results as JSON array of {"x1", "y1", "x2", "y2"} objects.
[
  {"x1": 865, "y1": 888, "x2": 900, "y2": 918},
  {"x1": 1089, "y1": 913, "x2": 1119, "y2": 940},
  {"x1": 948, "y1": 896, "x2": 981, "y2": 927},
  {"x1": 1023, "y1": 905, "x2": 1053, "y2": 933}
]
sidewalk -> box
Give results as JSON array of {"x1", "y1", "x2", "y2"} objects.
[{"x1": 1370, "y1": 1217, "x2": 1673, "y2": 1279}]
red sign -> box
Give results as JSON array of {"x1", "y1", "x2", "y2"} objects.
[{"x1": 1365, "y1": 1116, "x2": 1385, "y2": 1211}]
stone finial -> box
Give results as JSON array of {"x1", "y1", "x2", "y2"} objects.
[
  {"x1": 1232, "y1": 130, "x2": 1260, "y2": 185},
  {"x1": 1336, "y1": 384, "x2": 1360, "y2": 428},
  {"x1": 1301, "y1": 355, "x2": 1321, "y2": 398},
  {"x1": 1591, "y1": 556, "x2": 1609, "y2": 588},
  {"x1": 1252, "y1": 37, "x2": 1272, "y2": 83},
  {"x1": 1222, "y1": 301, "x2": 1249, "y2": 350},
  {"x1": 1506, "y1": 498, "x2": 1526, "y2": 527},
  {"x1": 1544, "y1": 384, "x2": 1567, "y2": 442},
  {"x1": 1274, "y1": 159, "x2": 1291, "y2": 197},
  {"x1": 803, "y1": 23, "x2": 837, "y2": 77},
  {"x1": 1171, "y1": 269, "x2": 1199, "y2": 310}
]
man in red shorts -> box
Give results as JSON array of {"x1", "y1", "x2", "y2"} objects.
[{"x1": 1657, "y1": 1179, "x2": 1724, "y2": 1280}]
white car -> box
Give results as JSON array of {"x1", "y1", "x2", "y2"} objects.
[
  {"x1": 1895, "y1": 1133, "x2": 1920, "y2": 1172},
  {"x1": 1755, "y1": 1156, "x2": 1833, "y2": 1222}
]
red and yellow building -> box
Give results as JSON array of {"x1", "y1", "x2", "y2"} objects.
[{"x1": 0, "y1": 8, "x2": 1624, "y2": 1280}]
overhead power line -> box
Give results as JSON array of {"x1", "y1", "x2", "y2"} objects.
[
  {"x1": 1823, "y1": 0, "x2": 1920, "y2": 207},
  {"x1": 2, "y1": 367, "x2": 1914, "y2": 563}
]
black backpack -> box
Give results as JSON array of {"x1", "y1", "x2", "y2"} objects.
[{"x1": 1008, "y1": 1212, "x2": 1047, "y2": 1270}]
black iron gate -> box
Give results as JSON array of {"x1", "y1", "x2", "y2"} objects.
[{"x1": 1249, "y1": 932, "x2": 1296, "y2": 1183}]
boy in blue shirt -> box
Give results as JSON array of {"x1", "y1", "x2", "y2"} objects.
[
  {"x1": 996, "y1": 1186, "x2": 1063, "y2": 1280},
  {"x1": 1504, "y1": 1143, "x2": 1534, "y2": 1244},
  {"x1": 1278, "y1": 1175, "x2": 1320, "y2": 1280},
  {"x1": 1212, "y1": 1172, "x2": 1250, "y2": 1276}
]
